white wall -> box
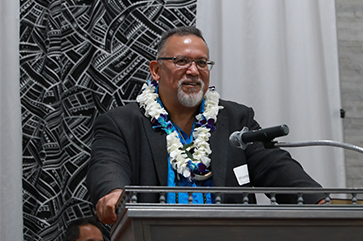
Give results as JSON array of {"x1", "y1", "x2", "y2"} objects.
[{"x1": 0, "y1": 0, "x2": 23, "y2": 240}]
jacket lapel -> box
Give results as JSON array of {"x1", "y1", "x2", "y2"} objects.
[
  {"x1": 142, "y1": 117, "x2": 168, "y2": 186},
  {"x1": 210, "y1": 114, "x2": 229, "y2": 187}
]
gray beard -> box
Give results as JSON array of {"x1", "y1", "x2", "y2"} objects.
[{"x1": 177, "y1": 79, "x2": 205, "y2": 107}]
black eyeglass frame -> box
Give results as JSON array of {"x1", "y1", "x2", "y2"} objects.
[{"x1": 157, "y1": 56, "x2": 215, "y2": 71}]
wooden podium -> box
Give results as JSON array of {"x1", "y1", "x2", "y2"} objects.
[{"x1": 110, "y1": 186, "x2": 363, "y2": 241}]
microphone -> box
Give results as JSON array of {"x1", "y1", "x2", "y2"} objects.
[{"x1": 229, "y1": 124, "x2": 289, "y2": 149}]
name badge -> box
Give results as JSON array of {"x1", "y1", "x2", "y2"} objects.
[{"x1": 233, "y1": 164, "x2": 250, "y2": 186}]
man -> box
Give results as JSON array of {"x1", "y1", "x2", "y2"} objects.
[
  {"x1": 65, "y1": 217, "x2": 103, "y2": 241},
  {"x1": 86, "y1": 26, "x2": 324, "y2": 224}
]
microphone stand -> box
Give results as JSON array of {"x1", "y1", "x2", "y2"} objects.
[
  {"x1": 230, "y1": 124, "x2": 363, "y2": 154},
  {"x1": 269, "y1": 140, "x2": 363, "y2": 154}
]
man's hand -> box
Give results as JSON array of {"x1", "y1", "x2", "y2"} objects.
[
  {"x1": 317, "y1": 199, "x2": 326, "y2": 205},
  {"x1": 96, "y1": 189, "x2": 123, "y2": 224}
]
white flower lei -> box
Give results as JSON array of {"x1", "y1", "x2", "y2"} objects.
[{"x1": 136, "y1": 80, "x2": 223, "y2": 181}]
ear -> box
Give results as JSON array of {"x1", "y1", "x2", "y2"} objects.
[{"x1": 149, "y1": 60, "x2": 161, "y2": 81}]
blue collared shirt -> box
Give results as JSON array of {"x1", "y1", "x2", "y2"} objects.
[
  {"x1": 155, "y1": 87, "x2": 214, "y2": 204},
  {"x1": 166, "y1": 122, "x2": 215, "y2": 204}
]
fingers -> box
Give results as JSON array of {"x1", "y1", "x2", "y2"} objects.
[
  {"x1": 317, "y1": 199, "x2": 326, "y2": 205},
  {"x1": 96, "y1": 189, "x2": 123, "y2": 224}
]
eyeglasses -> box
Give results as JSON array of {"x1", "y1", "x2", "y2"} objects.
[{"x1": 157, "y1": 56, "x2": 215, "y2": 71}]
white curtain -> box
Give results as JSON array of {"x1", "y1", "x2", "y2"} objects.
[
  {"x1": 197, "y1": 0, "x2": 346, "y2": 191},
  {"x1": 0, "y1": 0, "x2": 23, "y2": 240}
]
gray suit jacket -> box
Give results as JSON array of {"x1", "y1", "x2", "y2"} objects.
[{"x1": 86, "y1": 100, "x2": 324, "y2": 205}]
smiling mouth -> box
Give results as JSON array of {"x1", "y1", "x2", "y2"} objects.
[{"x1": 182, "y1": 82, "x2": 200, "y2": 86}]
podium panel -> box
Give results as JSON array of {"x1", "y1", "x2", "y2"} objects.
[{"x1": 111, "y1": 187, "x2": 363, "y2": 241}]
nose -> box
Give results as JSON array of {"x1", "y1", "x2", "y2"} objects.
[{"x1": 186, "y1": 61, "x2": 199, "y2": 75}]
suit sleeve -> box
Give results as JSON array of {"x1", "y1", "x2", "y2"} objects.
[{"x1": 86, "y1": 112, "x2": 132, "y2": 206}]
